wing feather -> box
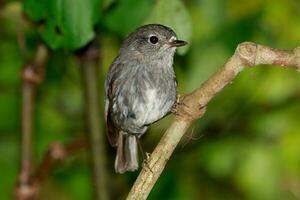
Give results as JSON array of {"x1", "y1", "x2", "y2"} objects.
[{"x1": 105, "y1": 61, "x2": 124, "y2": 147}]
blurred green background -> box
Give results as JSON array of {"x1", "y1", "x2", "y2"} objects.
[{"x1": 1, "y1": 0, "x2": 300, "y2": 199}]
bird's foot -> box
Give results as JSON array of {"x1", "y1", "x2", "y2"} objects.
[
  {"x1": 176, "y1": 94, "x2": 181, "y2": 104},
  {"x1": 171, "y1": 94, "x2": 186, "y2": 114}
]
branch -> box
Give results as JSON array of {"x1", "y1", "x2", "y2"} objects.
[
  {"x1": 126, "y1": 42, "x2": 300, "y2": 200},
  {"x1": 78, "y1": 40, "x2": 109, "y2": 200},
  {"x1": 16, "y1": 44, "x2": 48, "y2": 200},
  {"x1": 31, "y1": 139, "x2": 87, "y2": 186},
  {"x1": 15, "y1": 138, "x2": 86, "y2": 199}
]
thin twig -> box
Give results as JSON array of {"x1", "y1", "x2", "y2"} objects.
[
  {"x1": 16, "y1": 137, "x2": 87, "y2": 200},
  {"x1": 31, "y1": 139, "x2": 87, "y2": 186},
  {"x1": 127, "y1": 42, "x2": 300, "y2": 200},
  {"x1": 15, "y1": 44, "x2": 48, "y2": 200},
  {"x1": 78, "y1": 40, "x2": 109, "y2": 200}
]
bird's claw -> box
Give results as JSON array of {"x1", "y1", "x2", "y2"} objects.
[
  {"x1": 142, "y1": 152, "x2": 153, "y2": 173},
  {"x1": 171, "y1": 94, "x2": 187, "y2": 114}
]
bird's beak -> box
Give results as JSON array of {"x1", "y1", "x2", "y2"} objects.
[{"x1": 167, "y1": 40, "x2": 187, "y2": 48}]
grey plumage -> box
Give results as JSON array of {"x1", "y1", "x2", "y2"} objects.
[{"x1": 105, "y1": 24, "x2": 187, "y2": 173}]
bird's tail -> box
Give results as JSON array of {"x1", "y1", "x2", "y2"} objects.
[{"x1": 115, "y1": 132, "x2": 139, "y2": 173}]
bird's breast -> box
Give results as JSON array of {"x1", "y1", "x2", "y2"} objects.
[
  {"x1": 111, "y1": 59, "x2": 177, "y2": 133},
  {"x1": 131, "y1": 70, "x2": 177, "y2": 126}
]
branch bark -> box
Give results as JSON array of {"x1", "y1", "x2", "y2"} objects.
[{"x1": 126, "y1": 42, "x2": 300, "y2": 200}]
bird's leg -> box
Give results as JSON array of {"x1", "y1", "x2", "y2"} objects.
[
  {"x1": 176, "y1": 93, "x2": 181, "y2": 104},
  {"x1": 142, "y1": 152, "x2": 152, "y2": 173},
  {"x1": 171, "y1": 94, "x2": 184, "y2": 114},
  {"x1": 135, "y1": 135, "x2": 152, "y2": 173}
]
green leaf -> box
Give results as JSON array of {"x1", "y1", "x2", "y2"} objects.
[
  {"x1": 145, "y1": 0, "x2": 192, "y2": 54},
  {"x1": 23, "y1": 0, "x2": 46, "y2": 21},
  {"x1": 23, "y1": 0, "x2": 102, "y2": 49},
  {"x1": 102, "y1": 0, "x2": 153, "y2": 37}
]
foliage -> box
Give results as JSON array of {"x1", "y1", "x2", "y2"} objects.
[
  {"x1": 23, "y1": 0, "x2": 102, "y2": 49},
  {"x1": 1, "y1": 0, "x2": 300, "y2": 200}
]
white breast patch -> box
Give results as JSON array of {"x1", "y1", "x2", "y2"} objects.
[{"x1": 134, "y1": 87, "x2": 168, "y2": 126}]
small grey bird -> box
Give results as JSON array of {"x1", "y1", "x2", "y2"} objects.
[{"x1": 105, "y1": 24, "x2": 187, "y2": 173}]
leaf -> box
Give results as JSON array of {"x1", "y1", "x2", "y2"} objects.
[
  {"x1": 145, "y1": 0, "x2": 192, "y2": 54},
  {"x1": 102, "y1": 0, "x2": 153, "y2": 37},
  {"x1": 23, "y1": 0, "x2": 46, "y2": 21},
  {"x1": 23, "y1": 0, "x2": 102, "y2": 49}
]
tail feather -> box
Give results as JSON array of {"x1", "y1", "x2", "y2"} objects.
[
  {"x1": 125, "y1": 135, "x2": 139, "y2": 170},
  {"x1": 114, "y1": 132, "x2": 126, "y2": 173},
  {"x1": 115, "y1": 133, "x2": 139, "y2": 173}
]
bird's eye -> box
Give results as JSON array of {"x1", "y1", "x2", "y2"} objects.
[{"x1": 149, "y1": 36, "x2": 158, "y2": 44}]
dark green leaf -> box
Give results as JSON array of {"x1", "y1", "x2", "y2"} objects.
[
  {"x1": 23, "y1": 0, "x2": 46, "y2": 21},
  {"x1": 23, "y1": 0, "x2": 102, "y2": 49}
]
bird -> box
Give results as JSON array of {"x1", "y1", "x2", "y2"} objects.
[{"x1": 105, "y1": 24, "x2": 187, "y2": 173}]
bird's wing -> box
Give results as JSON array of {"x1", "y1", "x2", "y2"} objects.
[
  {"x1": 104, "y1": 97, "x2": 118, "y2": 147},
  {"x1": 105, "y1": 61, "x2": 125, "y2": 147}
]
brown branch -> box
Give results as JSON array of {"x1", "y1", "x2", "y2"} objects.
[
  {"x1": 15, "y1": 137, "x2": 87, "y2": 200},
  {"x1": 31, "y1": 139, "x2": 87, "y2": 186},
  {"x1": 126, "y1": 42, "x2": 300, "y2": 200},
  {"x1": 15, "y1": 44, "x2": 48, "y2": 200},
  {"x1": 78, "y1": 40, "x2": 109, "y2": 200}
]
